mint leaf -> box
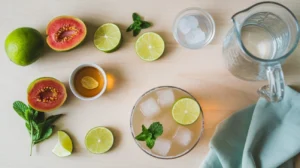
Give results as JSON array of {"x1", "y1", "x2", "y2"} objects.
[
  {"x1": 142, "y1": 125, "x2": 147, "y2": 132},
  {"x1": 44, "y1": 114, "x2": 63, "y2": 127},
  {"x1": 133, "y1": 29, "x2": 141, "y2": 36},
  {"x1": 34, "y1": 126, "x2": 53, "y2": 144},
  {"x1": 29, "y1": 106, "x2": 39, "y2": 120},
  {"x1": 35, "y1": 112, "x2": 45, "y2": 124},
  {"x1": 135, "y1": 122, "x2": 163, "y2": 149},
  {"x1": 25, "y1": 122, "x2": 31, "y2": 133},
  {"x1": 146, "y1": 136, "x2": 155, "y2": 149},
  {"x1": 141, "y1": 21, "x2": 151, "y2": 29},
  {"x1": 12, "y1": 101, "x2": 63, "y2": 156},
  {"x1": 148, "y1": 122, "x2": 163, "y2": 139},
  {"x1": 32, "y1": 114, "x2": 63, "y2": 144},
  {"x1": 25, "y1": 109, "x2": 34, "y2": 122},
  {"x1": 31, "y1": 121, "x2": 42, "y2": 140},
  {"x1": 28, "y1": 107, "x2": 45, "y2": 123},
  {"x1": 13, "y1": 101, "x2": 28, "y2": 120},
  {"x1": 133, "y1": 13, "x2": 141, "y2": 21},
  {"x1": 33, "y1": 114, "x2": 62, "y2": 143},
  {"x1": 136, "y1": 132, "x2": 151, "y2": 141},
  {"x1": 128, "y1": 13, "x2": 152, "y2": 37},
  {"x1": 135, "y1": 20, "x2": 142, "y2": 27},
  {"x1": 33, "y1": 110, "x2": 39, "y2": 119},
  {"x1": 135, "y1": 125, "x2": 150, "y2": 141},
  {"x1": 126, "y1": 24, "x2": 134, "y2": 32}
]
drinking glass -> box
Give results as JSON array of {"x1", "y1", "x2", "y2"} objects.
[{"x1": 130, "y1": 86, "x2": 204, "y2": 159}]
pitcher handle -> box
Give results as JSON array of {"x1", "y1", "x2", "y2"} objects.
[{"x1": 257, "y1": 64, "x2": 285, "y2": 102}]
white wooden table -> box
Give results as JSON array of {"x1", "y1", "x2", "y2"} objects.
[{"x1": 0, "y1": 0, "x2": 299, "y2": 167}]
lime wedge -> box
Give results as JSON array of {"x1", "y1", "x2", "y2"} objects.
[
  {"x1": 81, "y1": 76, "x2": 99, "y2": 89},
  {"x1": 94, "y1": 23, "x2": 121, "y2": 52},
  {"x1": 172, "y1": 98, "x2": 201, "y2": 125},
  {"x1": 52, "y1": 131, "x2": 73, "y2": 157},
  {"x1": 85, "y1": 127, "x2": 114, "y2": 154},
  {"x1": 135, "y1": 32, "x2": 165, "y2": 61}
]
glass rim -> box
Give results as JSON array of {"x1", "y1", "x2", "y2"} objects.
[
  {"x1": 172, "y1": 7, "x2": 216, "y2": 49},
  {"x1": 129, "y1": 85, "x2": 205, "y2": 159},
  {"x1": 231, "y1": 1, "x2": 300, "y2": 63}
]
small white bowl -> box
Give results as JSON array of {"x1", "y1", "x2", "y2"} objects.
[
  {"x1": 69, "y1": 63, "x2": 107, "y2": 101},
  {"x1": 173, "y1": 7, "x2": 216, "y2": 49}
]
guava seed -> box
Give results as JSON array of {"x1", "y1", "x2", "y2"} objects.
[
  {"x1": 55, "y1": 25, "x2": 79, "y2": 42},
  {"x1": 37, "y1": 86, "x2": 59, "y2": 103}
]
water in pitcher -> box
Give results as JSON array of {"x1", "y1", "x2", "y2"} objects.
[{"x1": 241, "y1": 12, "x2": 290, "y2": 60}]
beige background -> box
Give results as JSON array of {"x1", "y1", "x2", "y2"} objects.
[{"x1": 0, "y1": 0, "x2": 300, "y2": 167}]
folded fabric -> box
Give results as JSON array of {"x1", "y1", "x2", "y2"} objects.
[{"x1": 202, "y1": 86, "x2": 300, "y2": 168}]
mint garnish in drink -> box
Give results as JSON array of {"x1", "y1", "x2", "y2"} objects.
[
  {"x1": 135, "y1": 122, "x2": 163, "y2": 149},
  {"x1": 127, "y1": 13, "x2": 152, "y2": 36}
]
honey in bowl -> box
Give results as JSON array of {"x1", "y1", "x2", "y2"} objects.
[{"x1": 74, "y1": 67, "x2": 105, "y2": 97}]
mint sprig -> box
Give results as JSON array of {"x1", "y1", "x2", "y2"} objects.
[
  {"x1": 13, "y1": 101, "x2": 63, "y2": 156},
  {"x1": 127, "y1": 13, "x2": 152, "y2": 36},
  {"x1": 135, "y1": 122, "x2": 163, "y2": 149}
]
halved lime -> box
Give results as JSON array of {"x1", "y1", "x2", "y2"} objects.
[
  {"x1": 135, "y1": 32, "x2": 165, "y2": 61},
  {"x1": 172, "y1": 98, "x2": 201, "y2": 125},
  {"x1": 52, "y1": 131, "x2": 73, "y2": 157},
  {"x1": 94, "y1": 23, "x2": 121, "y2": 52},
  {"x1": 85, "y1": 127, "x2": 114, "y2": 154}
]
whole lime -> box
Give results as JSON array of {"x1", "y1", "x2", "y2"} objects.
[{"x1": 5, "y1": 27, "x2": 44, "y2": 66}]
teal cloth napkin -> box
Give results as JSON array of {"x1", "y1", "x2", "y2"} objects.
[{"x1": 202, "y1": 86, "x2": 300, "y2": 168}]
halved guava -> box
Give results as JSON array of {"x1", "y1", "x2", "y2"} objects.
[
  {"x1": 46, "y1": 16, "x2": 87, "y2": 51},
  {"x1": 27, "y1": 77, "x2": 67, "y2": 112}
]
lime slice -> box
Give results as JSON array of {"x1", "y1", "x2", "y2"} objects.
[
  {"x1": 52, "y1": 131, "x2": 73, "y2": 157},
  {"x1": 85, "y1": 127, "x2": 114, "y2": 154},
  {"x1": 172, "y1": 98, "x2": 201, "y2": 125},
  {"x1": 81, "y1": 76, "x2": 99, "y2": 89},
  {"x1": 135, "y1": 32, "x2": 165, "y2": 61},
  {"x1": 94, "y1": 23, "x2": 121, "y2": 52}
]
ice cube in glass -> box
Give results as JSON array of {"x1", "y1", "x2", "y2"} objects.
[
  {"x1": 151, "y1": 138, "x2": 172, "y2": 156},
  {"x1": 185, "y1": 28, "x2": 206, "y2": 45},
  {"x1": 156, "y1": 89, "x2": 175, "y2": 107},
  {"x1": 140, "y1": 98, "x2": 161, "y2": 118},
  {"x1": 172, "y1": 126, "x2": 193, "y2": 146},
  {"x1": 157, "y1": 113, "x2": 178, "y2": 137}
]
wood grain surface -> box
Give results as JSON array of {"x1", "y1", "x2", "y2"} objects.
[{"x1": 0, "y1": 0, "x2": 299, "y2": 167}]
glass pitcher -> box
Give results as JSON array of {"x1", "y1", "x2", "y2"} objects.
[{"x1": 223, "y1": 2, "x2": 299, "y2": 102}]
